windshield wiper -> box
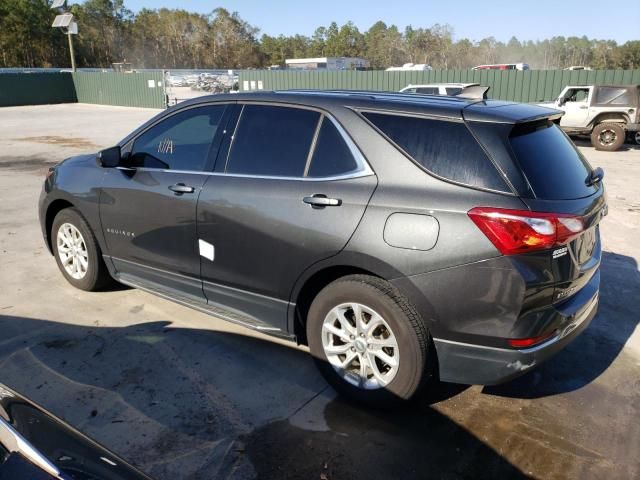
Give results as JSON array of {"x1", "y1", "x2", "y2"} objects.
[{"x1": 586, "y1": 167, "x2": 604, "y2": 186}]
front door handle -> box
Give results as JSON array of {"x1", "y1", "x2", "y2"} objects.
[
  {"x1": 169, "y1": 183, "x2": 195, "y2": 194},
  {"x1": 579, "y1": 105, "x2": 588, "y2": 109},
  {"x1": 303, "y1": 195, "x2": 342, "y2": 208}
]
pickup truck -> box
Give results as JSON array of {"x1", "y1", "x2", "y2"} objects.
[{"x1": 540, "y1": 84, "x2": 640, "y2": 151}]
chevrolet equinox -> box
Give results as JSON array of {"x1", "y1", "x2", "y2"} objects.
[{"x1": 39, "y1": 90, "x2": 606, "y2": 406}]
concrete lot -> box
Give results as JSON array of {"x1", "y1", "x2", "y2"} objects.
[{"x1": 0, "y1": 103, "x2": 639, "y2": 480}]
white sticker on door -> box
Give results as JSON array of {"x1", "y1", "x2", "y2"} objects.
[{"x1": 199, "y1": 239, "x2": 215, "y2": 261}]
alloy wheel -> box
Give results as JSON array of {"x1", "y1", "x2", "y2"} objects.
[
  {"x1": 321, "y1": 302, "x2": 400, "y2": 390},
  {"x1": 57, "y1": 223, "x2": 89, "y2": 280}
]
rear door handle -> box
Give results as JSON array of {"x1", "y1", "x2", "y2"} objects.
[
  {"x1": 169, "y1": 183, "x2": 195, "y2": 194},
  {"x1": 303, "y1": 195, "x2": 342, "y2": 208}
]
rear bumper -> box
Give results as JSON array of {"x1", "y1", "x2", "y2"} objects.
[{"x1": 433, "y1": 290, "x2": 598, "y2": 385}]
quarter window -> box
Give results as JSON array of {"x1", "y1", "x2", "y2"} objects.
[
  {"x1": 226, "y1": 105, "x2": 320, "y2": 177},
  {"x1": 129, "y1": 105, "x2": 226, "y2": 171},
  {"x1": 307, "y1": 119, "x2": 358, "y2": 177},
  {"x1": 363, "y1": 112, "x2": 508, "y2": 191},
  {"x1": 594, "y1": 87, "x2": 631, "y2": 105}
]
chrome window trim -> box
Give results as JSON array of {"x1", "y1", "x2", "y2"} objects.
[
  {"x1": 123, "y1": 102, "x2": 375, "y2": 181},
  {"x1": 0, "y1": 416, "x2": 63, "y2": 479},
  {"x1": 303, "y1": 115, "x2": 324, "y2": 177},
  {"x1": 119, "y1": 167, "x2": 374, "y2": 182}
]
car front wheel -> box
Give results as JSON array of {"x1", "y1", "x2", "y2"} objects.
[
  {"x1": 307, "y1": 275, "x2": 432, "y2": 407},
  {"x1": 52, "y1": 208, "x2": 113, "y2": 291}
]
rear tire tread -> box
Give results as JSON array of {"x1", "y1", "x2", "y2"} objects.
[{"x1": 307, "y1": 274, "x2": 432, "y2": 407}]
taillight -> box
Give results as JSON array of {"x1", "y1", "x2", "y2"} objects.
[
  {"x1": 508, "y1": 330, "x2": 557, "y2": 348},
  {"x1": 468, "y1": 207, "x2": 584, "y2": 255}
]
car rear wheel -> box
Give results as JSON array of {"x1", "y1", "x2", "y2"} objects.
[
  {"x1": 306, "y1": 274, "x2": 432, "y2": 407},
  {"x1": 591, "y1": 123, "x2": 625, "y2": 151},
  {"x1": 52, "y1": 208, "x2": 113, "y2": 291}
]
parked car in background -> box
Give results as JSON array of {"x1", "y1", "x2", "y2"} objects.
[
  {"x1": 472, "y1": 63, "x2": 529, "y2": 70},
  {"x1": 0, "y1": 383, "x2": 151, "y2": 479},
  {"x1": 539, "y1": 84, "x2": 640, "y2": 150},
  {"x1": 40, "y1": 90, "x2": 605, "y2": 407},
  {"x1": 400, "y1": 83, "x2": 480, "y2": 96}
]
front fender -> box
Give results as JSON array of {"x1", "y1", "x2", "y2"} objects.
[{"x1": 38, "y1": 154, "x2": 107, "y2": 256}]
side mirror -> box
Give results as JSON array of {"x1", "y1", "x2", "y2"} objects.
[{"x1": 97, "y1": 146, "x2": 121, "y2": 168}]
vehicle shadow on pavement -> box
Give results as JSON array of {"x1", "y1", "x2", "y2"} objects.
[
  {"x1": 0, "y1": 314, "x2": 527, "y2": 479},
  {"x1": 242, "y1": 395, "x2": 528, "y2": 480},
  {"x1": 483, "y1": 250, "x2": 639, "y2": 399}
]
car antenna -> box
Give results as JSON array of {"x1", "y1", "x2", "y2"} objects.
[{"x1": 457, "y1": 85, "x2": 490, "y2": 100}]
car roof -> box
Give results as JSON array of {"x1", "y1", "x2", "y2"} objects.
[{"x1": 173, "y1": 90, "x2": 563, "y2": 125}]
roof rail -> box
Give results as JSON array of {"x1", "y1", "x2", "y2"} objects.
[{"x1": 279, "y1": 89, "x2": 470, "y2": 103}]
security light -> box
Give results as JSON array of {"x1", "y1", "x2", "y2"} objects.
[
  {"x1": 51, "y1": 12, "x2": 77, "y2": 71},
  {"x1": 52, "y1": 13, "x2": 74, "y2": 28}
]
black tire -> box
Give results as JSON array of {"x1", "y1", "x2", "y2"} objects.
[
  {"x1": 591, "y1": 123, "x2": 625, "y2": 151},
  {"x1": 51, "y1": 208, "x2": 113, "y2": 291},
  {"x1": 306, "y1": 274, "x2": 432, "y2": 408}
]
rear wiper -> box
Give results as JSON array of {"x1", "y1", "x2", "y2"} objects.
[{"x1": 586, "y1": 167, "x2": 604, "y2": 186}]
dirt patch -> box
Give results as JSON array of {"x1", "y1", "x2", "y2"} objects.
[
  {"x1": 13, "y1": 136, "x2": 99, "y2": 149},
  {"x1": 0, "y1": 156, "x2": 56, "y2": 173}
]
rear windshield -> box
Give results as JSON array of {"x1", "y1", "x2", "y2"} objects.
[{"x1": 509, "y1": 121, "x2": 597, "y2": 200}]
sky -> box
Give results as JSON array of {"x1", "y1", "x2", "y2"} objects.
[{"x1": 119, "y1": 0, "x2": 640, "y2": 43}]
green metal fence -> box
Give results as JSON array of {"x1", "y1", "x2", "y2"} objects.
[
  {"x1": 0, "y1": 73, "x2": 76, "y2": 107},
  {"x1": 239, "y1": 69, "x2": 640, "y2": 102},
  {"x1": 0, "y1": 72, "x2": 165, "y2": 108},
  {"x1": 72, "y1": 72, "x2": 165, "y2": 108}
]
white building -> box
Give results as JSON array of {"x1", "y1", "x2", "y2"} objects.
[
  {"x1": 285, "y1": 57, "x2": 369, "y2": 71},
  {"x1": 385, "y1": 63, "x2": 432, "y2": 71}
]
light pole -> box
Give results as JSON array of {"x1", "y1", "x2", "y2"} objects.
[{"x1": 51, "y1": 1, "x2": 78, "y2": 72}]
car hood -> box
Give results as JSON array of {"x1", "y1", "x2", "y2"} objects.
[
  {"x1": 0, "y1": 384, "x2": 152, "y2": 480},
  {"x1": 58, "y1": 153, "x2": 99, "y2": 169}
]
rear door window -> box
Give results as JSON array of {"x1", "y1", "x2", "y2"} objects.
[
  {"x1": 363, "y1": 112, "x2": 509, "y2": 192},
  {"x1": 226, "y1": 105, "x2": 320, "y2": 177},
  {"x1": 509, "y1": 121, "x2": 597, "y2": 200}
]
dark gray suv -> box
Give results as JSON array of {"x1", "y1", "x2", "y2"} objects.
[{"x1": 39, "y1": 91, "x2": 606, "y2": 406}]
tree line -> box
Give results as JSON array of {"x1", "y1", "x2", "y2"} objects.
[{"x1": 1, "y1": 0, "x2": 639, "y2": 70}]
